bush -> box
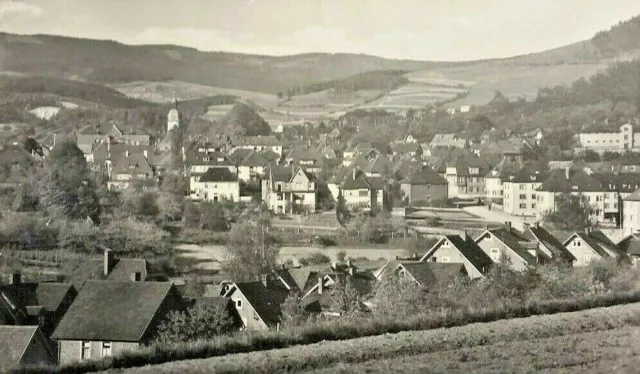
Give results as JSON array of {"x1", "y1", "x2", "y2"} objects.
[
  {"x1": 100, "y1": 218, "x2": 171, "y2": 256},
  {"x1": 176, "y1": 229, "x2": 228, "y2": 245},
  {"x1": 313, "y1": 235, "x2": 337, "y2": 247},
  {"x1": 0, "y1": 213, "x2": 59, "y2": 250},
  {"x1": 298, "y1": 252, "x2": 331, "y2": 266}
]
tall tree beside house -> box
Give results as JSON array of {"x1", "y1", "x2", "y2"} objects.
[
  {"x1": 39, "y1": 140, "x2": 101, "y2": 223},
  {"x1": 331, "y1": 276, "x2": 367, "y2": 316},
  {"x1": 223, "y1": 206, "x2": 280, "y2": 282},
  {"x1": 383, "y1": 184, "x2": 394, "y2": 213},
  {"x1": 280, "y1": 293, "x2": 308, "y2": 326},
  {"x1": 543, "y1": 193, "x2": 593, "y2": 231},
  {"x1": 372, "y1": 273, "x2": 426, "y2": 318},
  {"x1": 155, "y1": 301, "x2": 237, "y2": 343},
  {"x1": 336, "y1": 190, "x2": 351, "y2": 227}
]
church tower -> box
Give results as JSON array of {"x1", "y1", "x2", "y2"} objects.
[{"x1": 167, "y1": 94, "x2": 180, "y2": 132}]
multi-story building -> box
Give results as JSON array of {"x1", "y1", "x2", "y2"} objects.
[
  {"x1": 576, "y1": 123, "x2": 638, "y2": 154},
  {"x1": 262, "y1": 165, "x2": 316, "y2": 214},
  {"x1": 502, "y1": 167, "x2": 546, "y2": 216},
  {"x1": 339, "y1": 170, "x2": 385, "y2": 210},
  {"x1": 536, "y1": 168, "x2": 640, "y2": 226},
  {"x1": 433, "y1": 153, "x2": 490, "y2": 199}
]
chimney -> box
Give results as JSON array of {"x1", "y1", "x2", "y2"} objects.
[
  {"x1": 348, "y1": 266, "x2": 356, "y2": 276},
  {"x1": 535, "y1": 221, "x2": 540, "y2": 229},
  {"x1": 125, "y1": 150, "x2": 130, "y2": 157},
  {"x1": 143, "y1": 150, "x2": 148, "y2": 158},
  {"x1": 505, "y1": 221, "x2": 512, "y2": 232},
  {"x1": 9, "y1": 273, "x2": 21, "y2": 285},
  {"x1": 352, "y1": 168, "x2": 356, "y2": 180},
  {"x1": 103, "y1": 248, "x2": 114, "y2": 277},
  {"x1": 585, "y1": 227, "x2": 592, "y2": 235},
  {"x1": 331, "y1": 262, "x2": 338, "y2": 271},
  {"x1": 565, "y1": 167, "x2": 570, "y2": 180},
  {"x1": 318, "y1": 277, "x2": 324, "y2": 295},
  {"x1": 130, "y1": 272, "x2": 142, "y2": 282},
  {"x1": 261, "y1": 274, "x2": 269, "y2": 288}
]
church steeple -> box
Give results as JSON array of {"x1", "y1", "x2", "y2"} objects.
[{"x1": 167, "y1": 92, "x2": 181, "y2": 132}]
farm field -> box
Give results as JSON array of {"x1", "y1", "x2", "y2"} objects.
[{"x1": 108, "y1": 302, "x2": 640, "y2": 374}]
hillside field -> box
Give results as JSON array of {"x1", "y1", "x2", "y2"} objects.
[{"x1": 105, "y1": 302, "x2": 640, "y2": 374}]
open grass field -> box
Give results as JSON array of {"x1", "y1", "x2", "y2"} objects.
[{"x1": 105, "y1": 302, "x2": 640, "y2": 374}]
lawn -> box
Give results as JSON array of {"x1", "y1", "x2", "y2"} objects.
[{"x1": 104, "y1": 302, "x2": 640, "y2": 374}]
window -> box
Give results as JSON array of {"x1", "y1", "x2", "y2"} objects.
[
  {"x1": 519, "y1": 185, "x2": 526, "y2": 190},
  {"x1": 531, "y1": 194, "x2": 536, "y2": 200},
  {"x1": 359, "y1": 190, "x2": 368, "y2": 197},
  {"x1": 440, "y1": 256, "x2": 451, "y2": 263},
  {"x1": 102, "y1": 342, "x2": 112, "y2": 357},
  {"x1": 519, "y1": 194, "x2": 526, "y2": 200},
  {"x1": 574, "y1": 240, "x2": 581, "y2": 247},
  {"x1": 604, "y1": 203, "x2": 610, "y2": 209},
  {"x1": 531, "y1": 203, "x2": 536, "y2": 209},
  {"x1": 81, "y1": 341, "x2": 91, "y2": 360},
  {"x1": 442, "y1": 240, "x2": 449, "y2": 247},
  {"x1": 236, "y1": 299, "x2": 242, "y2": 309},
  {"x1": 519, "y1": 203, "x2": 526, "y2": 209}
]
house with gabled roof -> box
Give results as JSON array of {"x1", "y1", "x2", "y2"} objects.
[
  {"x1": 262, "y1": 165, "x2": 316, "y2": 214},
  {"x1": 0, "y1": 326, "x2": 56, "y2": 370},
  {"x1": 107, "y1": 152, "x2": 155, "y2": 190},
  {"x1": 285, "y1": 146, "x2": 323, "y2": 173},
  {"x1": 236, "y1": 151, "x2": 270, "y2": 182},
  {"x1": 231, "y1": 135, "x2": 282, "y2": 156},
  {"x1": 429, "y1": 134, "x2": 468, "y2": 149},
  {"x1": 189, "y1": 167, "x2": 240, "y2": 202},
  {"x1": 419, "y1": 235, "x2": 493, "y2": 279},
  {"x1": 375, "y1": 260, "x2": 467, "y2": 286},
  {"x1": 400, "y1": 166, "x2": 448, "y2": 205},
  {"x1": 52, "y1": 281, "x2": 185, "y2": 364},
  {"x1": 68, "y1": 249, "x2": 156, "y2": 289},
  {"x1": 617, "y1": 233, "x2": 640, "y2": 266},
  {"x1": 220, "y1": 277, "x2": 289, "y2": 331},
  {"x1": 562, "y1": 229, "x2": 624, "y2": 266},
  {"x1": 390, "y1": 142, "x2": 422, "y2": 158},
  {"x1": 338, "y1": 169, "x2": 385, "y2": 210},
  {"x1": 521, "y1": 222, "x2": 576, "y2": 264},
  {"x1": 432, "y1": 149, "x2": 490, "y2": 199},
  {"x1": 0, "y1": 274, "x2": 77, "y2": 337},
  {"x1": 474, "y1": 222, "x2": 537, "y2": 271}
]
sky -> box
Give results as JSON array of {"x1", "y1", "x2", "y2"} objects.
[{"x1": 1, "y1": 0, "x2": 640, "y2": 61}]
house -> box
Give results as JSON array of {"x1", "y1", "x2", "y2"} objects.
[
  {"x1": 107, "y1": 152, "x2": 155, "y2": 190},
  {"x1": 284, "y1": 146, "x2": 323, "y2": 173},
  {"x1": 400, "y1": 166, "x2": 448, "y2": 205},
  {"x1": 76, "y1": 124, "x2": 151, "y2": 161},
  {"x1": 429, "y1": 134, "x2": 468, "y2": 149},
  {"x1": 189, "y1": 167, "x2": 240, "y2": 202},
  {"x1": 521, "y1": 223, "x2": 576, "y2": 264},
  {"x1": 502, "y1": 167, "x2": 546, "y2": 216},
  {"x1": 339, "y1": 170, "x2": 385, "y2": 210},
  {"x1": 233, "y1": 151, "x2": 270, "y2": 182},
  {"x1": 262, "y1": 165, "x2": 316, "y2": 214},
  {"x1": 419, "y1": 235, "x2": 493, "y2": 279},
  {"x1": 375, "y1": 260, "x2": 467, "y2": 286},
  {"x1": 69, "y1": 249, "x2": 155, "y2": 288},
  {"x1": 220, "y1": 277, "x2": 289, "y2": 331},
  {"x1": 474, "y1": 222, "x2": 538, "y2": 271},
  {"x1": 232, "y1": 135, "x2": 282, "y2": 156},
  {"x1": 186, "y1": 149, "x2": 237, "y2": 188},
  {"x1": 390, "y1": 142, "x2": 422, "y2": 158},
  {"x1": 617, "y1": 234, "x2": 640, "y2": 266},
  {"x1": 484, "y1": 158, "x2": 523, "y2": 209},
  {"x1": 623, "y1": 188, "x2": 640, "y2": 235},
  {"x1": 433, "y1": 151, "x2": 490, "y2": 199},
  {"x1": 0, "y1": 326, "x2": 56, "y2": 370},
  {"x1": 0, "y1": 274, "x2": 77, "y2": 337},
  {"x1": 562, "y1": 230, "x2": 623, "y2": 266},
  {"x1": 52, "y1": 281, "x2": 185, "y2": 364},
  {"x1": 272, "y1": 267, "x2": 324, "y2": 297},
  {"x1": 576, "y1": 123, "x2": 639, "y2": 154}
]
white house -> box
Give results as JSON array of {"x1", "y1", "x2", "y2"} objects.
[{"x1": 189, "y1": 168, "x2": 240, "y2": 202}]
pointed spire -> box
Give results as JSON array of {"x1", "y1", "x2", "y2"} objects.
[{"x1": 172, "y1": 91, "x2": 179, "y2": 109}]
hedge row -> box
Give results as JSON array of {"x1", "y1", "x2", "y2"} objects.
[{"x1": 15, "y1": 290, "x2": 640, "y2": 374}]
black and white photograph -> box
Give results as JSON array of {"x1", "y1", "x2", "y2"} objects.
[{"x1": 0, "y1": 0, "x2": 640, "y2": 372}]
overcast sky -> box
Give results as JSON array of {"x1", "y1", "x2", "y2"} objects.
[{"x1": 1, "y1": 0, "x2": 639, "y2": 60}]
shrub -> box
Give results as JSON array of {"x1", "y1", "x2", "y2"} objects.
[
  {"x1": 313, "y1": 235, "x2": 337, "y2": 247},
  {"x1": 298, "y1": 252, "x2": 331, "y2": 266},
  {"x1": 336, "y1": 250, "x2": 347, "y2": 262}
]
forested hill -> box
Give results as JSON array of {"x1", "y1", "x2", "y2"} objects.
[
  {"x1": 593, "y1": 15, "x2": 640, "y2": 58},
  {"x1": 0, "y1": 33, "x2": 447, "y2": 94}
]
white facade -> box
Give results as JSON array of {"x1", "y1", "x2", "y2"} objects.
[
  {"x1": 503, "y1": 181, "x2": 542, "y2": 216},
  {"x1": 341, "y1": 188, "x2": 383, "y2": 209},
  {"x1": 536, "y1": 191, "x2": 620, "y2": 225},
  {"x1": 623, "y1": 199, "x2": 640, "y2": 236},
  {"x1": 262, "y1": 168, "x2": 316, "y2": 214},
  {"x1": 190, "y1": 180, "x2": 240, "y2": 202},
  {"x1": 167, "y1": 109, "x2": 180, "y2": 132},
  {"x1": 577, "y1": 123, "x2": 637, "y2": 153},
  {"x1": 238, "y1": 165, "x2": 265, "y2": 182}
]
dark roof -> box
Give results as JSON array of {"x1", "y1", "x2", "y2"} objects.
[
  {"x1": 273, "y1": 268, "x2": 319, "y2": 295},
  {"x1": 565, "y1": 231, "x2": 623, "y2": 258},
  {"x1": 427, "y1": 262, "x2": 468, "y2": 284},
  {"x1": 240, "y1": 151, "x2": 271, "y2": 167},
  {"x1": 110, "y1": 153, "x2": 153, "y2": 176},
  {"x1": 342, "y1": 174, "x2": 371, "y2": 190},
  {"x1": 398, "y1": 262, "x2": 437, "y2": 285},
  {"x1": 69, "y1": 257, "x2": 150, "y2": 287},
  {"x1": 52, "y1": 281, "x2": 178, "y2": 341},
  {"x1": 267, "y1": 165, "x2": 310, "y2": 183},
  {"x1": 506, "y1": 167, "x2": 547, "y2": 184},
  {"x1": 617, "y1": 235, "x2": 640, "y2": 256},
  {"x1": 233, "y1": 282, "x2": 289, "y2": 326},
  {"x1": 0, "y1": 326, "x2": 41, "y2": 368},
  {"x1": 199, "y1": 167, "x2": 238, "y2": 182},
  {"x1": 286, "y1": 146, "x2": 322, "y2": 162},
  {"x1": 0, "y1": 282, "x2": 75, "y2": 315},
  {"x1": 186, "y1": 150, "x2": 234, "y2": 166},
  {"x1": 537, "y1": 169, "x2": 603, "y2": 193},
  {"x1": 445, "y1": 235, "x2": 494, "y2": 273},
  {"x1": 523, "y1": 225, "x2": 576, "y2": 262},
  {"x1": 401, "y1": 166, "x2": 447, "y2": 185},
  {"x1": 573, "y1": 233, "x2": 611, "y2": 258},
  {"x1": 391, "y1": 142, "x2": 421, "y2": 154},
  {"x1": 625, "y1": 189, "x2": 640, "y2": 201},
  {"x1": 228, "y1": 149, "x2": 253, "y2": 164}
]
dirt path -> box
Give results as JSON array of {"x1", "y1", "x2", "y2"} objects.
[{"x1": 105, "y1": 302, "x2": 640, "y2": 374}]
